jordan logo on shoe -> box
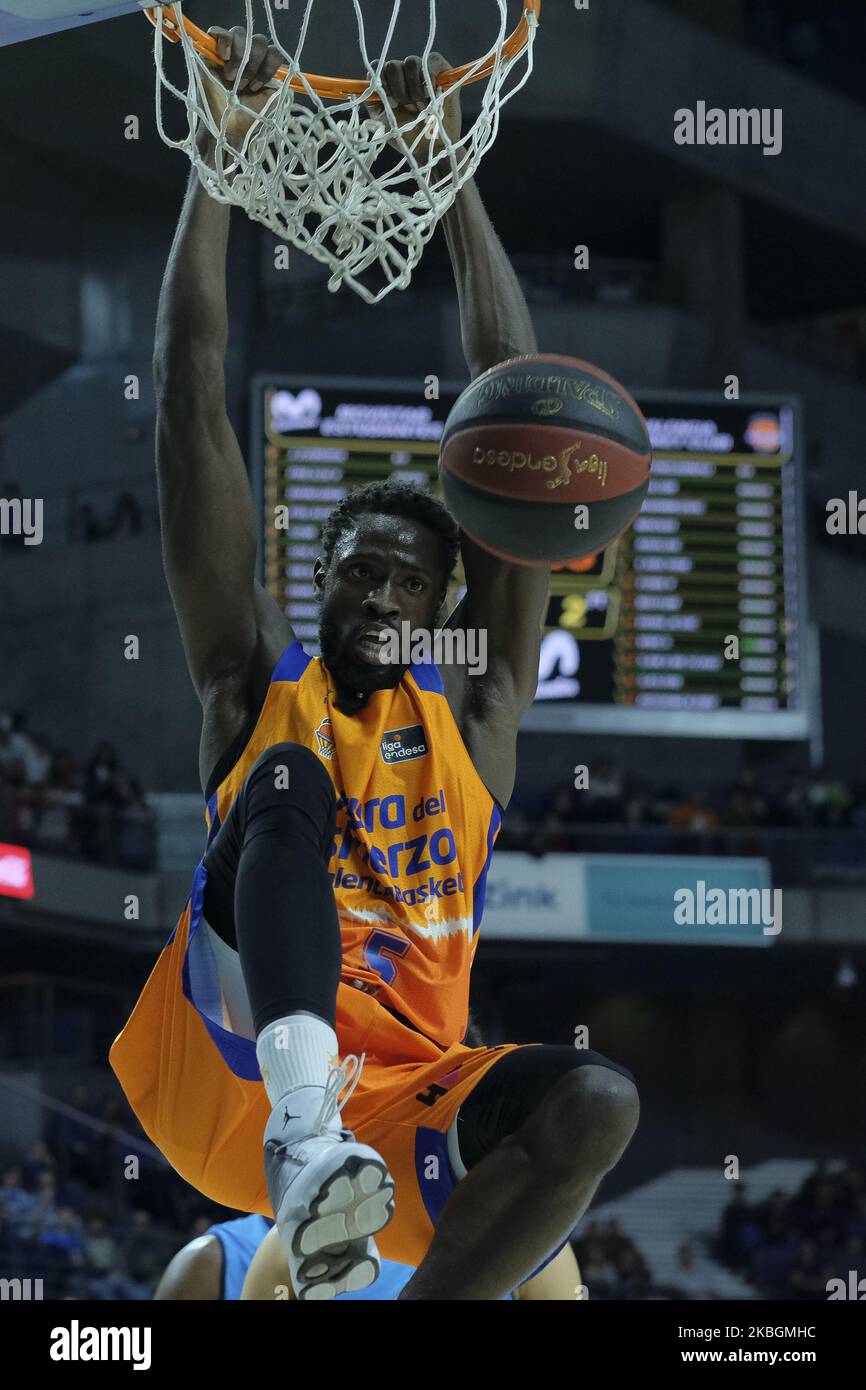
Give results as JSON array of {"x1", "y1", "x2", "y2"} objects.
[{"x1": 283, "y1": 1108, "x2": 301, "y2": 1126}]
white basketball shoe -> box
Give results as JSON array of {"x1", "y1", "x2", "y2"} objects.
[{"x1": 264, "y1": 1053, "x2": 396, "y2": 1300}]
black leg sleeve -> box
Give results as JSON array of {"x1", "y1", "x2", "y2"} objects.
[{"x1": 202, "y1": 743, "x2": 340, "y2": 1033}]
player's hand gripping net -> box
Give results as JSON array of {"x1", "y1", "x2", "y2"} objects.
[{"x1": 146, "y1": 1, "x2": 541, "y2": 304}]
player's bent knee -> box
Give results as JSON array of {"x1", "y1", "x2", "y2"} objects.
[
  {"x1": 247, "y1": 742, "x2": 336, "y2": 804},
  {"x1": 249, "y1": 740, "x2": 325, "y2": 779},
  {"x1": 537, "y1": 1066, "x2": 640, "y2": 1179}
]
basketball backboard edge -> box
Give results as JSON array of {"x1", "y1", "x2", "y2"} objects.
[{"x1": 0, "y1": 1, "x2": 151, "y2": 47}]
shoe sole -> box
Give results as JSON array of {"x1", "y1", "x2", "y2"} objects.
[{"x1": 288, "y1": 1156, "x2": 395, "y2": 1301}]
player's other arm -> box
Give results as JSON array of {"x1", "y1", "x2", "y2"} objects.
[
  {"x1": 153, "y1": 1235, "x2": 223, "y2": 1300},
  {"x1": 375, "y1": 56, "x2": 547, "y2": 718},
  {"x1": 441, "y1": 176, "x2": 549, "y2": 719},
  {"x1": 153, "y1": 32, "x2": 294, "y2": 731}
]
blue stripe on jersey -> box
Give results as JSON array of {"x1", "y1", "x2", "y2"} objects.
[
  {"x1": 409, "y1": 658, "x2": 445, "y2": 694},
  {"x1": 412, "y1": 1126, "x2": 513, "y2": 1298},
  {"x1": 520, "y1": 1238, "x2": 571, "y2": 1288},
  {"x1": 414, "y1": 1126, "x2": 455, "y2": 1231},
  {"x1": 272, "y1": 641, "x2": 313, "y2": 684},
  {"x1": 182, "y1": 860, "x2": 261, "y2": 1081},
  {"x1": 205, "y1": 791, "x2": 221, "y2": 850},
  {"x1": 471, "y1": 802, "x2": 501, "y2": 935}
]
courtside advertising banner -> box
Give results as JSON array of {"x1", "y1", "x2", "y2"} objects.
[{"x1": 484, "y1": 853, "x2": 773, "y2": 945}]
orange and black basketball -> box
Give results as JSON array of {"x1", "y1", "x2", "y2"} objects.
[{"x1": 439, "y1": 354, "x2": 652, "y2": 566}]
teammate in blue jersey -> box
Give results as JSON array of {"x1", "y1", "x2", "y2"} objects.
[
  {"x1": 154, "y1": 1212, "x2": 582, "y2": 1301},
  {"x1": 154, "y1": 1213, "x2": 416, "y2": 1301}
]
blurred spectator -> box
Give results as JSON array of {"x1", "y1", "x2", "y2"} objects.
[
  {"x1": 113, "y1": 775, "x2": 157, "y2": 871},
  {"x1": 107, "y1": 493, "x2": 144, "y2": 538},
  {"x1": 576, "y1": 1236, "x2": 618, "y2": 1297},
  {"x1": 839, "y1": 1163, "x2": 865, "y2": 1210},
  {"x1": 83, "y1": 1216, "x2": 120, "y2": 1275},
  {"x1": 615, "y1": 1243, "x2": 651, "y2": 1298},
  {"x1": 33, "y1": 749, "x2": 83, "y2": 853},
  {"x1": 599, "y1": 1218, "x2": 632, "y2": 1265},
  {"x1": 786, "y1": 1238, "x2": 831, "y2": 1300},
  {"x1": 0, "y1": 1166, "x2": 35, "y2": 1226},
  {"x1": 0, "y1": 768, "x2": 15, "y2": 839},
  {"x1": 6, "y1": 712, "x2": 50, "y2": 785},
  {"x1": 124, "y1": 1209, "x2": 169, "y2": 1287},
  {"x1": 808, "y1": 768, "x2": 852, "y2": 828},
  {"x1": 7, "y1": 706, "x2": 866, "y2": 885},
  {"x1": 189, "y1": 1214, "x2": 214, "y2": 1240},
  {"x1": 732, "y1": 769, "x2": 769, "y2": 824},
  {"x1": 41, "y1": 1207, "x2": 85, "y2": 1264},
  {"x1": 0, "y1": 711, "x2": 26, "y2": 782},
  {"x1": 84, "y1": 743, "x2": 122, "y2": 806},
  {"x1": 0, "y1": 1075, "x2": 240, "y2": 1300},
  {"x1": 781, "y1": 773, "x2": 810, "y2": 827},
  {"x1": 22, "y1": 1138, "x2": 57, "y2": 1190},
  {"x1": 719, "y1": 1183, "x2": 762, "y2": 1269},
  {"x1": 669, "y1": 786, "x2": 720, "y2": 833},
  {"x1": 75, "y1": 492, "x2": 145, "y2": 544},
  {"x1": 673, "y1": 1242, "x2": 732, "y2": 1299},
  {"x1": 542, "y1": 783, "x2": 579, "y2": 851},
  {"x1": 574, "y1": 1218, "x2": 655, "y2": 1299},
  {"x1": 82, "y1": 743, "x2": 128, "y2": 862},
  {"x1": 718, "y1": 1162, "x2": 866, "y2": 1297},
  {"x1": 48, "y1": 1085, "x2": 101, "y2": 1188},
  {"x1": 32, "y1": 1171, "x2": 62, "y2": 1233},
  {"x1": 0, "y1": 715, "x2": 153, "y2": 870},
  {"x1": 585, "y1": 759, "x2": 625, "y2": 823}
]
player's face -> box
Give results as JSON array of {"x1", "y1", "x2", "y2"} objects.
[{"x1": 316, "y1": 514, "x2": 445, "y2": 695}]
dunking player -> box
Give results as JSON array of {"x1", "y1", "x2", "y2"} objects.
[
  {"x1": 110, "y1": 28, "x2": 639, "y2": 1300},
  {"x1": 155, "y1": 1025, "x2": 583, "y2": 1302}
]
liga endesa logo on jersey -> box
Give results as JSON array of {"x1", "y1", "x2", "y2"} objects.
[{"x1": 380, "y1": 725, "x2": 429, "y2": 764}]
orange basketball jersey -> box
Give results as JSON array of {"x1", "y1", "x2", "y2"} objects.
[
  {"x1": 110, "y1": 642, "x2": 502, "y2": 1211},
  {"x1": 214, "y1": 641, "x2": 500, "y2": 1043}
]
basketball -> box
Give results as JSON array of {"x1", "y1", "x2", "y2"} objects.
[{"x1": 438, "y1": 354, "x2": 652, "y2": 566}]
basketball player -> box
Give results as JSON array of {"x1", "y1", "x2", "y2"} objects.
[
  {"x1": 240, "y1": 1226, "x2": 582, "y2": 1302},
  {"x1": 111, "y1": 27, "x2": 639, "y2": 1301},
  {"x1": 155, "y1": 1214, "x2": 273, "y2": 1301},
  {"x1": 153, "y1": 1213, "x2": 414, "y2": 1301},
  {"x1": 153, "y1": 1213, "x2": 582, "y2": 1301}
]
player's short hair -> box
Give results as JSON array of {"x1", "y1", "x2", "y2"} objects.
[{"x1": 320, "y1": 480, "x2": 461, "y2": 599}]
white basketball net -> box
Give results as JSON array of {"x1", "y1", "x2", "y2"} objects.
[{"x1": 149, "y1": 1, "x2": 539, "y2": 303}]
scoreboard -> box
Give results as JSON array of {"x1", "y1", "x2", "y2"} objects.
[{"x1": 252, "y1": 377, "x2": 815, "y2": 742}]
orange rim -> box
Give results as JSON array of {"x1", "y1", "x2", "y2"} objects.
[{"x1": 144, "y1": 2, "x2": 541, "y2": 103}]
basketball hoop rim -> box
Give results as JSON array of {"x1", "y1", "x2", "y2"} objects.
[{"x1": 143, "y1": 1, "x2": 542, "y2": 103}]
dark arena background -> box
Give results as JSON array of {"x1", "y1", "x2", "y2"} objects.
[{"x1": 1, "y1": 0, "x2": 865, "y2": 1359}]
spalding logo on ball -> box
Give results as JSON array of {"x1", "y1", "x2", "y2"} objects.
[{"x1": 439, "y1": 354, "x2": 652, "y2": 566}]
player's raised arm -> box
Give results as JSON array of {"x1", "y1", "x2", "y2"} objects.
[
  {"x1": 153, "y1": 29, "x2": 294, "y2": 714},
  {"x1": 440, "y1": 162, "x2": 550, "y2": 718}
]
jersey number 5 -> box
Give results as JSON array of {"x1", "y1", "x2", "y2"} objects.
[{"x1": 363, "y1": 928, "x2": 411, "y2": 987}]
